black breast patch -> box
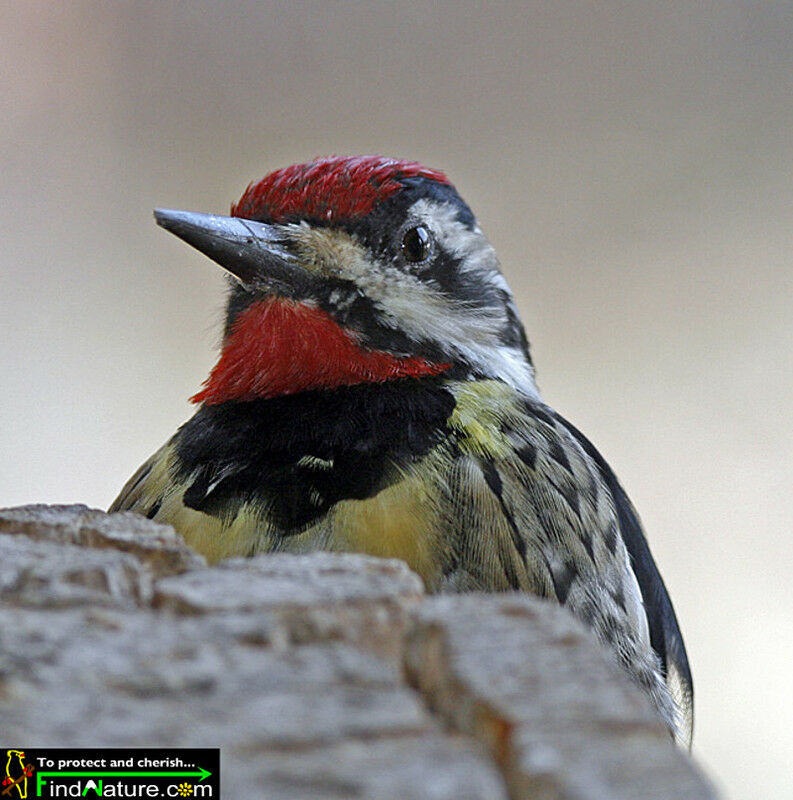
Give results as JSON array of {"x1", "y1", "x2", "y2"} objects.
[{"x1": 173, "y1": 378, "x2": 455, "y2": 532}]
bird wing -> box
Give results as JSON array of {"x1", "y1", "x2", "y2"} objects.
[
  {"x1": 108, "y1": 442, "x2": 174, "y2": 517},
  {"x1": 447, "y1": 380, "x2": 692, "y2": 743},
  {"x1": 110, "y1": 401, "x2": 268, "y2": 524},
  {"x1": 109, "y1": 437, "x2": 263, "y2": 563},
  {"x1": 551, "y1": 412, "x2": 694, "y2": 746}
]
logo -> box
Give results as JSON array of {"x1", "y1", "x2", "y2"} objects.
[
  {"x1": 3, "y1": 751, "x2": 34, "y2": 799},
  {"x1": 0, "y1": 749, "x2": 219, "y2": 798}
]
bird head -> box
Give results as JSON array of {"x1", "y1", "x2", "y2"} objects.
[{"x1": 155, "y1": 156, "x2": 537, "y2": 404}]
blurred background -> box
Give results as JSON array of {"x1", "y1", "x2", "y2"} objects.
[{"x1": 2, "y1": 2, "x2": 791, "y2": 796}]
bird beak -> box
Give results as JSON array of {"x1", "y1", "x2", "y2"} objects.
[{"x1": 154, "y1": 209, "x2": 299, "y2": 288}]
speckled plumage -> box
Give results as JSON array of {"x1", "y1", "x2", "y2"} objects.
[{"x1": 111, "y1": 156, "x2": 693, "y2": 745}]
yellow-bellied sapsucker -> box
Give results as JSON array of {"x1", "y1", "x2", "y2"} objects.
[{"x1": 110, "y1": 156, "x2": 693, "y2": 745}]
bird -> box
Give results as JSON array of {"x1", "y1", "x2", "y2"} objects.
[{"x1": 110, "y1": 155, "x2": 693, "y2": 745}]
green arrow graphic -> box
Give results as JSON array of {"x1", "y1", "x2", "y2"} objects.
[{"x1": 36, "y1": 768, "x2": 211, "y2": 795}]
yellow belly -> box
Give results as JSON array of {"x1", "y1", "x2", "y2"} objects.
[
  {"x1": 327, "y1": 472, "x2": 446, "y2": 588},
  {"x1": 153, "y1": 461, "x2": 446, "y2": 590}
]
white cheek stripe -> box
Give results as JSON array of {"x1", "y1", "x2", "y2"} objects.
[{"x1": 366, "y1": 265, "x2": 540, "y2": 401}]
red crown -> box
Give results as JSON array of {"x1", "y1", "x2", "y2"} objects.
[{"x1": 231, "y1": 155, "x2": 450, "y2": 223}]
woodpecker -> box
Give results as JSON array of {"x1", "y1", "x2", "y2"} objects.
[{"x1": 110, "y1": 155, "x2": 693, "y2": 744}]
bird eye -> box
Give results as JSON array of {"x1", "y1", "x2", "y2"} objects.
[{"x1": 400, "y1": 225, "x2": 433, "y2": 263}]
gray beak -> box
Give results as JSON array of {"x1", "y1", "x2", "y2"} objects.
[{"x1": 154, "y1": 209, "x2": 299, "y2": 288}]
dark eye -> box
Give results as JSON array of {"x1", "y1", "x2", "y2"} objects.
[{"x1": 400, "y1": 225, "x2": 433, "y2": 263}]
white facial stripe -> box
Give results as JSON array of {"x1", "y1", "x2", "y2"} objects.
[{"x1": 368, "y1": 270, "x2": 538, "y2": 398}]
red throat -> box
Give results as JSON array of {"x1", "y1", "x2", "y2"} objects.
[{"x1": 191, "y1": 298, "x2": 450, "y2": 404}]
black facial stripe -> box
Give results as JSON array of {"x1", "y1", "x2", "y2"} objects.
[{"x1": 422, "y1": 249, "x2": 502, "y2": 306}]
